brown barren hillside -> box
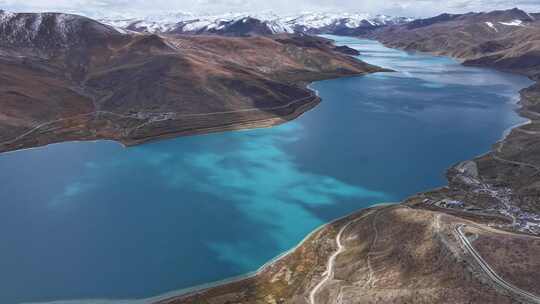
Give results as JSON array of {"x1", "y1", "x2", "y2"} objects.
[{"x1": 0, "y1": 11, "x2": 382, "y2": 153}]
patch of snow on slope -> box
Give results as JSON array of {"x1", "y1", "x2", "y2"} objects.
[
  {"x1": 113, "y1": 26, "x2": 127, "y2": 34},
  {"x1": 182, "y1": 19, "x2": 215, "y2": 32},
  {"x1": 102, "y1": 18, "x2": 138, "y2": 28},
  {"x1": 54, "y1": 14, "x2": 74, "y2": 41},
  {"x1": 0, "y1": 10, "x2": 16, "y2": 23},
  {"x1": 282, "y1": 12, "x2": 373, "y2": 29},
  {"x1": 499, "y1": 19, "x2": 524, "y2": 26},
  {"x1": 485, "y1": 21, "x2": 498, "y2": 32},
  {"x1": 266, "y1": 21, "x2": 294, "y2": 34}
]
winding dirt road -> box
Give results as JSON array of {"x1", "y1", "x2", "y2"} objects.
[
  {"x1": 308, "y1": 220, "x2": 353, "y2": 304},
  {"x1": 308, "y1": 209, "x2": 378, "y2": 304}
]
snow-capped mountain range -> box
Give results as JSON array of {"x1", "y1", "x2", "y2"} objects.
[{"x1": 96, "y1": 11, "x2": 413, "y2": 35}]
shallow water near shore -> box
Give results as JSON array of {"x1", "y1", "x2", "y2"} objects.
[{"x1": 0, "y1": 36, "x2": 533, "y2": 304}]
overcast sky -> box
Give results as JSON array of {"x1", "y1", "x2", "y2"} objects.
[{"x1": 1, "y1": 0, "x2": 539, "y2": 18}]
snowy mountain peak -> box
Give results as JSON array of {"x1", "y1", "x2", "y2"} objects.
[{"x1": 0, "y1": 11, "x2": 124, "y2": 50}]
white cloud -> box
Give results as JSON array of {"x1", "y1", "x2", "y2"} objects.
[{"x1": 1, "y1": 0, "x2": 539, "y2": 17}]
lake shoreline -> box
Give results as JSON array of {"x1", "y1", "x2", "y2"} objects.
[
  {"x1": 23, "y1": 203, "x2": 397, "y2": 304},
  {"x1": 0, "y1": 69, "x2": 387, "y2": 156}
]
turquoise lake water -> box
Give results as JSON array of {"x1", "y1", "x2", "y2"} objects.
[{"x1": 0, "y1": 36, "x2": 533, "y2": 303}]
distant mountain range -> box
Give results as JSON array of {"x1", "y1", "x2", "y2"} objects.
[{"x1": 96, "y1": 12, "x2": 412, "y2": 36}]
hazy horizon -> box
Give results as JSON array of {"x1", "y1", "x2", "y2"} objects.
[{"x1": 1, "y1": 0, "x2": 540, "y2": 18}]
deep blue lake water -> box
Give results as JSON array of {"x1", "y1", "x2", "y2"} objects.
[{"x1": 0, "y1": 36, "x2": 533, "y2": 304}]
